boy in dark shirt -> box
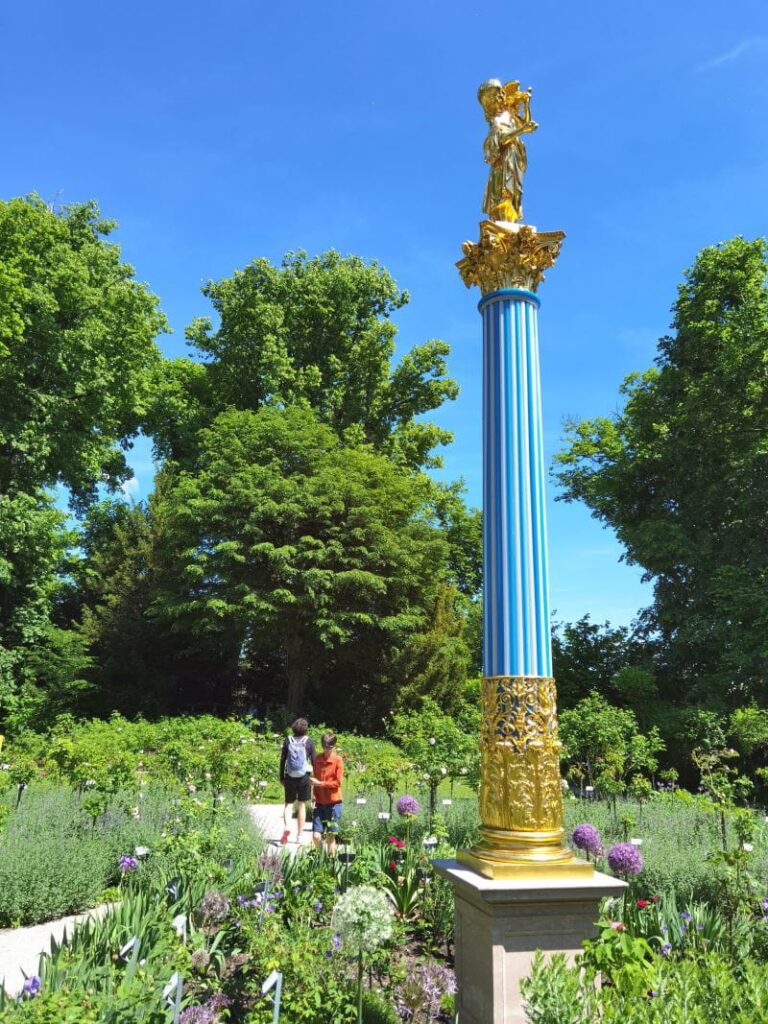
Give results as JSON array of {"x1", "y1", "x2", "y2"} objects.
[{"x1": 279, "y1": 717, "x2": 316, "y2": 844}]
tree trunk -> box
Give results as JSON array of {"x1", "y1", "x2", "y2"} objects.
[{"x1": 285, "y1": 633, "x2": 307, "y2": 715}]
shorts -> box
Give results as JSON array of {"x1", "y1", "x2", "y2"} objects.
[
  {"x1": 312, "y1": 802, "x2": 343, "y2": 834},
  {"x1": 283, "y1": 774, "x2": 311, "y2": 803}
]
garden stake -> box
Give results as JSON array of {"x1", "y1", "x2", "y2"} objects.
[{"x1": 261, "y1": 968, "x2": 282, "y2": 1024}]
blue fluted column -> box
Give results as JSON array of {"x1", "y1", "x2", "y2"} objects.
[{"x1": 481, "y1": 288, "x2": 551, "y2": 679}]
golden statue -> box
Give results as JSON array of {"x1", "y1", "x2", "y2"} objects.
[
  {"x1": 478, "y1": 79, "x2": 538, "y2": 223},
  {"x1": 457, "y1": 77, "x2": 564, "y2": 295}
]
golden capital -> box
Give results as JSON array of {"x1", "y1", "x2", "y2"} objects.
[{"x1": 457, "y1": 221, "x2": 565, "y2": 294}]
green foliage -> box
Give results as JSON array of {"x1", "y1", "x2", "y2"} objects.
[
  {"x1": 560, "y1": 691, "x2": 664, "y2": 796},
  {"x1": 0, "y1": 196, "x2": 165, "y2": 504},
  {"x1": 556, "y1": 236, "x2": 768, "y2": 707},
  {"x1": 522, "y1": 948, "x2": 768, "y2": 1024},
  {"x1": 390, "y1": 696, "x2": 479, "y2": 815},
  {"x1": 154, "y1": 405, "x2": 454, "y2": 721},
  {"x1": 158, "y1": 249, "x2": 458, "y2": 471},
  {"x1": 553, "y1": 616, "x2": 645, "y2": 709},
  {"x1": 0, "y1": 784, "x2": 171, "y2": 926}
]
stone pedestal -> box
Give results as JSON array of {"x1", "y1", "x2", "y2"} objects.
[{"x1": 434, "y1": 860, "x2": 626, "y2": 1024}]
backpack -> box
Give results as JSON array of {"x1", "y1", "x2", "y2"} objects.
[{"x1": 285, "y1": 735, "x2": 310, "y2": 777}]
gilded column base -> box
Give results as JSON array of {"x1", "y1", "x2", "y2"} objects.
[
  {"x1": 457, "y1": 829, "x2": 593, "y2": 880},
  {"x1": 458, "y1": 675, "x2": 593, "y2": 880}
]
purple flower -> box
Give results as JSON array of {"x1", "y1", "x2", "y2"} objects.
[
  {"x1": 762, "y1": 897, "x2": 768, "y2": 918},
  {"x1": 660, "y1": 942, "x2": 672, "y2": 956},
  {"x1": 178, "y1": 993, "x2": 230, "y2": 1024},
  {"x1": 396, "y1": 795, "x2": 420, "y2": 817},
  {"x1": 680, "y1": 911, "x2": 692, "y2": 924},
  {"x1": 606, "y1": 843, "x2": 643, "y2": 877},
  {"x1": 20, "y1": 975, "x2": 41, "y2": 999},
  {"x1": 570, "y1": 823, "x2": 603, "y2": 857},
  {"x1": 118, "y1": 855, "x2": 139, "y2": 873},
  {"x1": 332, "y1": 932, "x2": 342, "y2": 949},
  {"x1": 313, "y1": 900, "x2": 323, "y2": 913}
]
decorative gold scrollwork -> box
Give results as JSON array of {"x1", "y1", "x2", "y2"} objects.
[{"x1": 479, "y1": 675, "x2": 564, "y2": 833}]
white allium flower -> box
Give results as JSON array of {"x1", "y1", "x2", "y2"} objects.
[
  {"x1": 428, "y1": 737, "x2": 436, "y2": 745},
  {"x1": 440, "y1": 767, "x2": 447, "y2": 775},
  {"x1": 332, "y1": 885, "x2": 394, "y2": 956}
]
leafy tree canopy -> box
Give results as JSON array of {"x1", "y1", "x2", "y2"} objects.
[
  {"x1": 556, "y1": 238, "x2": 768, "y2": 706},
  {"x1": 152, "y1": 405, "x2": 452, "y2": 723},
  {"x1": 149, "y1": 250, "x2": 458, "y2": 470},
  {"x1": 0, "y1": 196, "x2": 166, "y2": 507}
]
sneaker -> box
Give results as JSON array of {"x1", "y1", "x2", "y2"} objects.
[{"x1": 279, "y1": 830, "x2": 290, "y2": 845}]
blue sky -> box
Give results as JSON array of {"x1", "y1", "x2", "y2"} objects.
[{"x1": 2, "y1": 0, "x2": 767, "y2": 626}]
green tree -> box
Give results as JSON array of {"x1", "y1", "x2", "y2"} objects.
[
  {"x1": 556, "y1": 238, "x2": 768, "y2": 706},
  {"x1": 149, "y1": 250, "x2": 458, "y2": 470},
  {"x1": 559, "y1": 691, "x2": 664, "y2": 793},
  {"x1": 153, "y1": 405, "x2": 452, "y2": 723},
  {"x1": 390, "y1": 696, "x2": 478, "y2": 818},
  {"x1": 552, "y1": 616, "x2": 642, "y2": 708},
  {"x1": 0, "y1": 492, "x2": 90, "y2": 732},
  {"x1": 0, "y1": 196, "x2": 166, "y2": 506}
]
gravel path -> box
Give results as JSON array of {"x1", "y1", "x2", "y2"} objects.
[
  {"x1": 0, "y1": 803, "x2": 307, "y2": 997},
  {"x1": 249, "y1": 800, "x2": 314, "y2": 848},
  {"x1": 0, "y1": 905, "x2": 111, "y2": 998}
]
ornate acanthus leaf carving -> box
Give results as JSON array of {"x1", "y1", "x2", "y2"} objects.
[
  {"x1": 478, "y1": 675, "x2": 564, "y2": 832},
  {"x1": 457, "y1": 221, "x2": 565, "y2": 294}
]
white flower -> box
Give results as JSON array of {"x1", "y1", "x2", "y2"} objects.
[
  {"x1": 630, "y1": 838, "x2": 643, "y2": 847},
  {"x1": 440, "y1": 767, "x2": 447, "y2": 775},
  {"x1": 743, "y1": 843, "x2": 754, "y2": 852},
  {"x1": 423, "y1": 773, "x2": 430, "y2": 780},
  {"x1": 134, "y1": 846, "x2": 150, "y2": 858},
  {"x1": 333, "y1": 885, "x2": 394, "y2": 955},
  {"x1": 204, "y1": 772, "x2": 212, "y2": 781},
  {"x1": 258, "y1": 780, "x2": 268, "y2": 788},
  {"x1": 429, "y1": 737, "x2": 436, "y2": 745},
  {"x1": 131, "y1": 807, "x2": 141, "y2": 820}
]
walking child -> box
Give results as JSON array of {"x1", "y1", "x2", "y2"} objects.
[
  {"x1": 279, "y1": 718, "x2": 316, "y2": 844},
  {"x1": 310, "y1": 732, "x2": 344, "y2": 854}
]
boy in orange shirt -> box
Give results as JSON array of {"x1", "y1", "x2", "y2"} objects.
[{"x1": 309, "y1": 732, "x2": 344, "y2": 854}]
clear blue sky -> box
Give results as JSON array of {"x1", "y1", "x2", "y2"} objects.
[{"x1": 2, "y1": 0, "x2": 767, "y2": 626}]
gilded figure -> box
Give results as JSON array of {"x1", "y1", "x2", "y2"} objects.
[{"x1": 478, "y1": 79, "x2": 538, "y2": 223}]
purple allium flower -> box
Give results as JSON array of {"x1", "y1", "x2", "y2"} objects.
[
  {"x1": 198, "y1": 891, "x2": 230, "y2": 924},
  {"x1": 118, "y1": 855, "x2": 139, "y2": 873},
  {"x1": 396, "y1": 795, "x2": 420, "y2": 817},
  {"x1": 661, "y1": 942, "x2": 672, "y2": 956},
  {"x1": 178, "y1": 993, "x2": 230, "y2": 1024},
  {"x1": 20, "y1": 975, "x2": 41, "y2": 999},
  {"x1": 570, "y1": 823, "x2": 603, "y2": 857},
  {"x1": 606, "y1": 842, "x2": 643, "y2": 877}
]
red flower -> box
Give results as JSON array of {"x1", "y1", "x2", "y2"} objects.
[
  {"x1": 388, "y1": 860, "x2": 398, "y2": 870},
  {"x1": 387, "y1": 836, "x2": 398, "y2": 844},
  {"x1": 636, "y1": 900, "x2": 650, "y2": 909},
  {"x1": 652, "y1": 896, "x2": 660, "y2": 903}
]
